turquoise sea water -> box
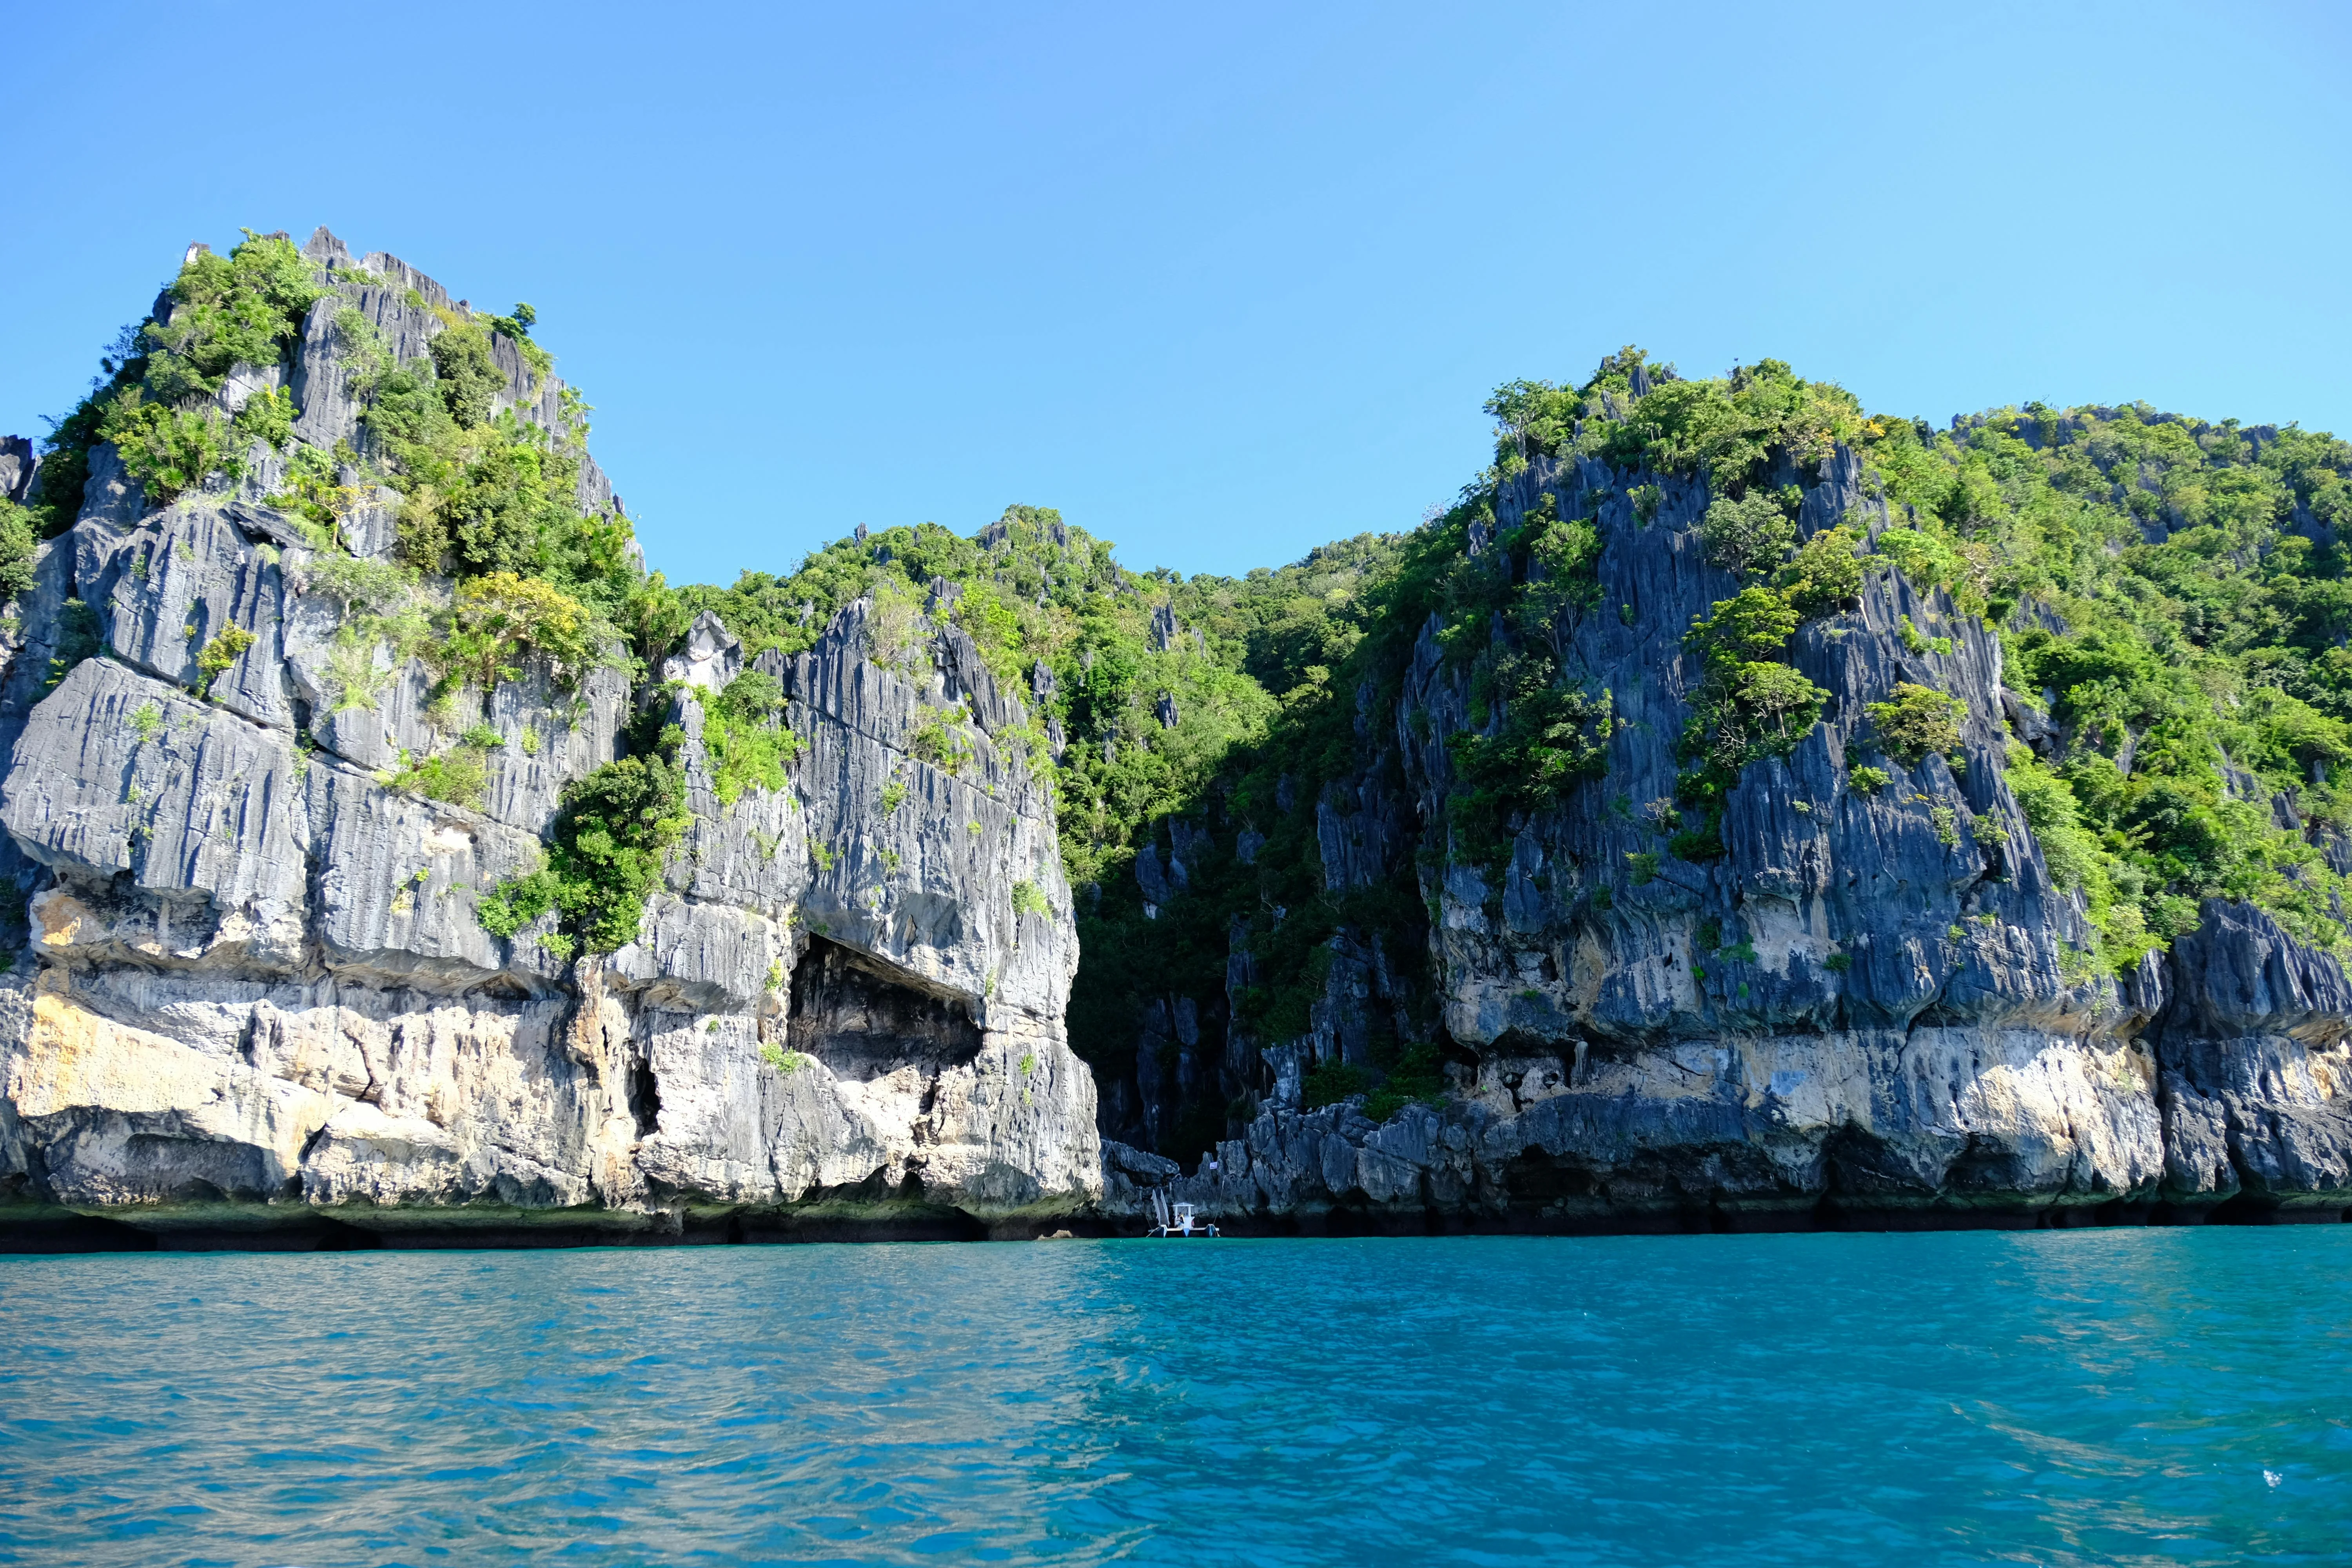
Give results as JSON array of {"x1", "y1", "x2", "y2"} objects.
[{"x1": 0, "y1": 1229, "x2": 2346, "y2": 1566}]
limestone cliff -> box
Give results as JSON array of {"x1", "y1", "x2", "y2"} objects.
[
  {"x1": 0, "y1": 231, "x2": 1097, "y2": 1245},
  {"x1": 5, "y1": 237, "x2": 2349, "y2": 1249},
  {"x1": 1094, "y1": 441, "x2": 2352, "y2": 1233}
]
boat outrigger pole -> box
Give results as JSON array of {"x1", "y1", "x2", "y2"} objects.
[{"x1": 1146, "y1": 1189, "x2": 1219, "y2": 1238}]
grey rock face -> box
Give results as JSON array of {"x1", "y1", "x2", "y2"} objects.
[
  {"x1": 212, "y1": 361, "x2": 285, "y2": 418},
  {"x1": 359, "y1": 251, "x2": 451, "y2": 311},
  {"x1": 7, "y1": 659, "x2": 310, "y2": 966},
  {"x1": 477, "y1": 664, "x2": 632, "y2": 831},
  {"x1": 776, "y1": 600, "x2": 1074, "y2": 1031},
  {"x1": 337, "y1": 483, "x2": 403, "y2": 559},
  {"x1": 610, "y1": 893, "x2": 784, "y2": 1014},
  {"x1": 302, "y1": 226, "x2": 352, "y2": 269},
  {"x1": 0, "y1": 588, "x2": 1100, "y2": 1234},
  {"x1": 575, "y1": 452, "x2": 615, "y2": 517},
  {"x1": 1112, "y1": 1016, "x2": 2169, "y2": 1233},
  {"x1": 291, "y1": 283, "x2": 442, "y2": 451},
  {"x1": 2151, "y1": 901, "x2": 2352, "y2": 1209},
  {"x1": 76, "y1": 443, "x2": 143, "y2": 528},
  {"x1": 0, "y1": 238, "x2": 1101, "y2": 1245},
  {"x1": 487, "y1": 328, "x2": 564, "y2": 435},
  {"x1": 303, "y1": 759, "x2": 555, "y2": 992},
  {"x1": 0, "y1": 436, "x2": 36, "y2": 505},
  {"x1": 82, "y1": 502, "x2": 294, "y2": 730}
]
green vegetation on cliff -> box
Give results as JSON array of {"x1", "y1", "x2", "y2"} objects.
[
  {"x1": 737, "y1": 348, "x2": 2352, "y2": 1149},
  {"x1": 644, "y1": 510, "x2": 1399, "y2": 891},
  {"x1": 30, "y1": 232, "x2": 321, "y2": 530},
  {"x1": 1848, "y1": 402, "x2": 2352, "y2": 963},
  {"x1": 33, "y1": 230, "x2": 644, "y2": 652},
  {"x1": 476, "y1": 755, "x2": 691, "y2": 958},
  {"x1": 1396, "y1": 351, "x2": 2352, "y2": 971},
  {"x1": 26, "y1": 229, "x2": 681, "y2": 949},
  {"x1": 634, "y1": 345, "x2": 2352, "y2": 1151}
]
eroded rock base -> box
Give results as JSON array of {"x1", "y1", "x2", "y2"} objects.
[{"x1": 0, "y1": 1198, "x2": 1079, "y2": 1251}]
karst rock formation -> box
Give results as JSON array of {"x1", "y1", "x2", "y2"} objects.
[{"x1": 1, "y1": 232, "x2": 2346, "y2": 1246}]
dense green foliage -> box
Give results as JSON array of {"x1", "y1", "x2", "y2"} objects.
[
  {"x1": 647, "y1": 505, "x2": 1424, "y2": 1149},
  {"x1": 1488, "y1": 349, "x2": 1861, "y2": 493},
  {"x1": 476, "y1": 755, "x2": 691, "y2": 956},
  {"x1": 143, "y1": 234, "x2": 325, "y2": 401},
  {"x1": 651, "y1": 508, "x2": 1405, "y2": 893},
  {"x1": 443, "y1": 571, "x2": 614, "y2": 691},
  {"x1": 691, "y1": 351, "x2": 1902, "y2": 1146},
  {"x1": 33, "y1": 228, "x2": 636, "y2": 629},
  {"x1": 99, "y1": 397, "x2": 240, "y2": 505},
  {"x1": 1472, "y1": 356, "x2": 2352, "y2": 968},
  {"x1": 1043, "y1": 353, "x2": 2352, "y2": 1146},
  {"x1": 384, "y1": 740, "x2": 492, "y2": 809},
  {"x1": 1670, "y1": 505, "x2": 1847, "y2": 859},
  {"x1": 700, "y1": 668, "x2": 802, "y2": 806},
  {"x1": 1865, "y1": 683, "x2": 1965, "y2": 765},
  {"x1": 20, "y1": 233, "x2": 329, "y2": 519},
  {"x1": 1843, "y1": 402, "x2": 2352, "y2": 963},
  {"x1": 0, "y1": 500, "x2": 38, "y2": 604},
  {"x1": 1699, "y1": 492, "x2": 1797, "y2": 575},
  {"x1": 343, "y1": 311, "x2": 632, "y2": 614},
  {"x1": 426, "y1": 323, "x2": 505, "y2": 432},
  {"x1": 193, "y1": 626, "x2": 255, "y2": 697}
]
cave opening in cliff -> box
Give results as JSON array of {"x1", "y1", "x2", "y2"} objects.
[
  {"x1": 628, "y1": 1055, "x2": 661, "y2": 1138},
  {"x1": 788, "y1": 936, "x2": 982, "y2": 1080}
]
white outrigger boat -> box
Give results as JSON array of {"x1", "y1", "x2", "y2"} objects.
[{"x1": 1147, "y1": 1190, "x2": 1219, "y2": 1238}]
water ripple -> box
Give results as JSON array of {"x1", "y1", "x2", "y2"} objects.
[{"x1": 0, "y1": 1229, "x2": 2346, "y2": 1564}]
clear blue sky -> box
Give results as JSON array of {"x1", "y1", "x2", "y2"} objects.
[{"x1": 4, "y1": 2, "x2": 2348, "y2": 586}]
